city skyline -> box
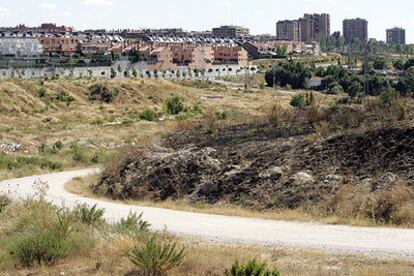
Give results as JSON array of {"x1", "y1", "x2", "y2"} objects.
[{"x1": 0, "y1": 0, "x2": 413, "y2": 42}]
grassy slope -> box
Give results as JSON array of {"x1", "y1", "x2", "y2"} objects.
[{"x1": 0, "y1": 78, "x2": 308, "y2": 180}]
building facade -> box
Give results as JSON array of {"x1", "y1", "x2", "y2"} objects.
[
  {"x1": 343, "y1": 18, "x2": 368, "y2": 42},
  {"x1": 171, "y1": 45, "x2": 214, "y2": 69},
  {"x1": 386, "y1": 27, "x2": 406, "y2": 44},
  {"x1": 212, "y1": 26, "x2": 250, "y2": 38},
  {"x1": 212, "y1": 45, "x2": 248, "y2": 66},
  {"x1": 276, "y1": 20, "x2": 300, "y2": 41},
  {"x1": 277, "y1": 13, "x2": 330, "y2": 43},
  {"x1": 0, "y1": 37, "x2": 43, "y2": 56}
]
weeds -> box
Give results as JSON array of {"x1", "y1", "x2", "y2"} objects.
[
  {"x1": 73, "y1": 203, "x2": 105, "y2": 226},
  {"x1": 225, "y1": 259, "x2": 280, "y2": 276},
  {"x1": 0, "y1": 194, "x2": 11, "y2": 213},
  {"x1": 115, "y1": 212, "x2": 150, "y2": 234},
  {"x1": 129, "y1": 235, "x2": 185, "y2": 276},
  {"x1": 165, "y1": 96, "x2": 184, "y2": 115},
  {"x1": 139, "y1": 108, "x2": 159, "y2": 122}
]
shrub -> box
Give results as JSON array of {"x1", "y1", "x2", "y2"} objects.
[
  {"x1": 55, "y1": 91, "x2": 75, "y2": 105},
  {"x1": 290, "y1": 94, "x2": 305, "y2": 108},
  {"x1": 139, "y1": 108, "x2": 159, "y2": 122},
  {"x1": 0, "y1": 194, "x2": 11, "y2": 213},
  {"x1": 38, "y1": 87, "x2": 47, "y2": 98},
  {"x1": 89, "y1": 83, "x2": 120, "y2": 103},
  {"x1": 69, "y1": 144, "x2": 87, "y2": 163},
  {"x1": 129, "y1": 236, "x2": 185, "y2": 276},
  {"x1": 9, "y1": 230, "x2": 70, "y2": 267},
  {"x1": 115, "y1": 212, "x2": 150, "y2": 234},
  {"x1": 379, "y1": 87, "x2": 399, "y2": 107},
  {"x1": 73, "y1": 203, "x2": 105, "y2": 226},
  {"x1": 165, "y1": 96, "x2": 184, "y2": 115},
  {"x1": 225, "y1": 259, "x2": 280, "y2": 276}
]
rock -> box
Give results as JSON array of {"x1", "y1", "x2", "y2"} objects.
[
  {"x1": 290, "y1": 172, "x2": 314, "y2": 186},
  {"x1": 259, "y1": 166, "x2": 285, "y2": 180},
  {"x1": 0, "y1": 141, "x2": 21, "y2": 152}
]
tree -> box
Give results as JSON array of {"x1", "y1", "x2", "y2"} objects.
[
  {"x1": 347, "y1": 81, "x2": 363, "y2": 98},
  {"x1": 373, "y1": 57, "x2": 390, "y2": 70},
  {"x1": 275, "y1": 44, "x2": 288, "y2": 58}
]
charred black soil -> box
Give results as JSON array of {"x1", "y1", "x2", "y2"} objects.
[{"x1": 94, "y1": 110, "x2": 414, "y2": 212}]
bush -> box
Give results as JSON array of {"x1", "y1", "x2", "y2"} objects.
[
  {"x1": 0, "y1": 194, "x2": 11, "y2": 213},
  {"x1": 165, "y1": 96, "x2": 184, "y2": 115},
  {"x1": 69, "y1": 144, "x2": 87, "y2": 163},
  {"x1": 129, "y1": 236, "x2": 185, "y2": 276},
  {"x1": 73, "y1": 203, "x2": 105, "y2": 226},
  {"x1": 9, "y1": 230, "x2": 70, "y2": 267},
  {"x1": 225, "y1": 259, "x2": 280, "y2": 276},
  {"x1": 290, "y1": 94, "x2": 305, "y2": 108},
  {"x1": 139, "y1": 108, "x2": 159, "y2": 122},
  {"x1": 115, "y1": 212, "x2": 150, "y2": 234},
  {"x1": 89, "y1": 83, "x2": 120, "y2": 103},
  {"x1": 379, "y1": 87, "x2": 399, "y2": 107},
  {"x1": 38, "y1": 87, "x2": 47, "y2": 98}
]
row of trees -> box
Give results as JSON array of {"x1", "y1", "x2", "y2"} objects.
[
  {"x1": 317, "y1": 33, "x2": 414, "y2": 56},
  {"x1": 264, "y1": 61, "x2": 312, "y2": 89},
  {"x1": 265, "y1": 59, "x2": 414, "y2": 98}
]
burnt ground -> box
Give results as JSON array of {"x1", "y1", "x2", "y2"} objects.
[{"x1": 94, "y1": 111, "x2": 414, "y2": 210}]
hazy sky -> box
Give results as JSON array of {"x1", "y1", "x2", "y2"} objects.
[{"x1": 0, "y1": 0, "x2": 412, "y2": 42}]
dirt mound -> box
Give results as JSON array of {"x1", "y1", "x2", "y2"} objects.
[{"x1": 94, "y1": 121, "x2": 414, "y2": 209}]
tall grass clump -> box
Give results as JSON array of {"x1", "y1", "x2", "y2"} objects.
[
  {"x1": 225, "y1": 259, "x2": 280, "y2": 276},
  {"x1": 73, "y1": 203, "x2": 105, "y2": 226},
  {"x1": 164, "y1": 96, "x2": 184, "y2": 115},
  {"x1": 129, "y1": 236, "x2": 185, "y2": 276},
  {"x1": 115, "y1": 212, "x2": 150, "y2": 234}
]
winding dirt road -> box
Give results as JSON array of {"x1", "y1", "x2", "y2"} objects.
[{"x1": 1, "y1": 169, "x2": 414, "y2": 259}]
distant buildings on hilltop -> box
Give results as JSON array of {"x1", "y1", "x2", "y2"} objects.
[
  {"x1": 276, "y1": 13, "x2": 330, "y2": 43},
  {"x1": 386, "y1": 27, "x2": 406, "y2": 44}
]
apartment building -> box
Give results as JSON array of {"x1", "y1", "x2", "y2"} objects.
[
  {"x1": 212, "y1": 26, "x2": 250, "y2": 38},
  {"x1": 277, "y1": 13, "x2": 330, "y2": 43},
  {"x1": 212, "y1": 45, "x2": 248, "y2": 66},
  {"x1": 171, "y1": 44, "x2": 214, "y2": 69},
  {"x1": 343, "y1": 18, "x2": 368, "y2": 42},
  {"x1": 386, "y1": 27, "x2": 406, "y2": 44},
  {"x1": 0, "y1": 36, "x2": 43, "y2": 56},
  {"x1": 138, "y1": 46, "x2": 177, "y2": 71},
  {"x1": 38, "y1": 35, "x2": 80, "y2": 53},
  {"x1": 276, "y1": 20, "x2": 300, "y2": 41}
]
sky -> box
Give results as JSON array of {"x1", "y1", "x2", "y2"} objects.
[{"x1": 0, "y1": 0, "x2": 413, "y2": 42}]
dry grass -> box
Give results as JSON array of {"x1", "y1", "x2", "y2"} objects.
[
  {"x1": 0, "y1": 78, "x2": 305, "y2": 180},
  {"x1": 65, "y1": 175, "x2": 414, "y2": 228},
  {"x1": 2, "y1": 235, "x2": 413, "y2": 276}
]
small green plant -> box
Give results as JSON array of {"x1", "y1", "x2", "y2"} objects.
[
  {"x1": 73, "y1": 203, "x2": 105, "y2": 226},
  {"x1": 129, "y1": 236, "x2": 185, "y2": 276},
  {"x1": 225, "y1": 259, "x2": 280, "y2": 276},
  {"x1": 139, "y1": 108, "x2": 159, "y2": 122},
  {"x1": 38, "y1": 87, "x2": 47, "y2": 98},
  {"x1": 115, "y1": 212, "x2": 150, "y2": 234},
  {"x1": 216, "y1": 110, "x2": 230, "y2": 120},
  {"x1": 55, "y1": 91, "x2": 75, "y2": 105},
  {"x1": 69, "y1": 144, "x2": 87, "y2": 163},
  {"x1": 290, "y1": 94, "x2": 305, "y2": 108},
  {"x1": 165, "y1": 96, "x2": 184, "y2": 115}
]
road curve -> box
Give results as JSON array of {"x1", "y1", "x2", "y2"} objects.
[{"x1": 1, "y1": 169, "x2": 414, "y2": 259}]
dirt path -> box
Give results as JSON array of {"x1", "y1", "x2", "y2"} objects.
[{"x1": 1, "y1": 169, "x2": 414, "y2": 259}]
